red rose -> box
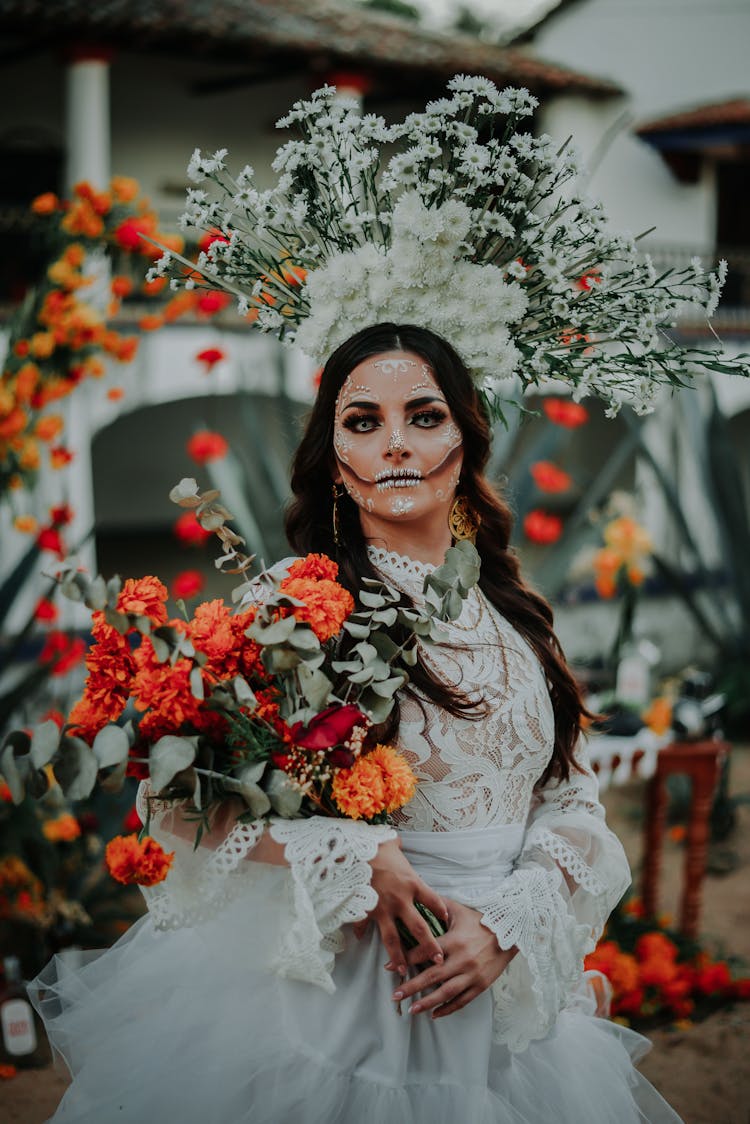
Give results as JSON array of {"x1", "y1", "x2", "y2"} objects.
[{"x1": 289, "y1": 705, "x2": 367, "y2": 750}]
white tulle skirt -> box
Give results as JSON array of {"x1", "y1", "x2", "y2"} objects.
[{"x1": 30, "y1": 852, "x2": 682, "y2": 1124}]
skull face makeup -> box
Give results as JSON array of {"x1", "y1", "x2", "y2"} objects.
[{"x1": 333, "y1": 350, "x2": 464, "y2": 530}]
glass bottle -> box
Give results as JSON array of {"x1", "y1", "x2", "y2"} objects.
[{"x1": 0, "y1": 956, "x2": 50, "y2": 1067}]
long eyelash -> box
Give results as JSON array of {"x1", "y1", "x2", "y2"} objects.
[
  {"x1": 411, "y1": 408, "x2": 447, "y2": 424},
  {"x1": 341, "y1": 413, "x2": 379, "y2": 431}
]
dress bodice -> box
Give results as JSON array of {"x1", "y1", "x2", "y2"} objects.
[{"x1": 366, "y1": 547, "x2": 555, "y2": 832}]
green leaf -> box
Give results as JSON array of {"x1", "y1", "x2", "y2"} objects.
[
  {"x1": 0, "y1": 735, "x2": 30, "y2": 803},
  {"x1": 247, "y1": 616, "x2": 297, "y2": 645},
  {"x1": 360, "y1": 590, "x2": 386, "y2": 608},
  {"x1": 83, "y1": 575, "x2": 108, "y2": 611},
  {"x1": 232, "y1": 676, "x2": 257, "y2": 707},
  {"x1": 92, "y1": 724, "x2": 130, "y2": 769},
  {"x1": 99, "y1": 760, "x2": 128, "y2": 794},
  {"x1": 368, "y1": 674, "x2": 405, "y2": 699},
  {"x1": 266, "y1": 769, "x2": 303, "y2": 817},
  {"x1": 150, "y1": 735, "x2": 197, "y2": 793},
  {"x1": 29, "y1": 719, "x2": 61, "y2": 769},
  {"x1": 54, "y1": 736, "x2": 98, "y2": 800},
  {"x1": 288, "y1": 626, "x2": 321, "y2": 652},
  {"x1": 343, "y1": 620, "x2": 371, "y2": 639},
  {"x1": 263, "y1": 646, "x2": 302, "y2": 672},
  {"x1": 297, "y1": 665, "x2": 333, "y2": 710},
  {"x1": 190, "y1": 667, "x2": 205, "y2": 700}
]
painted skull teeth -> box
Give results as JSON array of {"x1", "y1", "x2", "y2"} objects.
[{"x1": 374, "y1": 467, "x2": 423, "y2": 490}]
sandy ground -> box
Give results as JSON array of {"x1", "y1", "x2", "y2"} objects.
[{"x1": 4, "y1": 747, "x2": 750, "y2": 1123}]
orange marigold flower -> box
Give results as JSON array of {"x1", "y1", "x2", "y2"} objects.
[
  {"x1": 604, "y1": 516, "x2": 652, "y2": 565},
  {"x1": 0, "y1": 407, "x2": 27, "y2": 441},
  {"x1": 19, "y1": 440, "x2": 40, "y2": 471},
  {"x1": 542, "y1": 398, "x2": 589, "y2": 428},
  {"x1": 42, "y1": 813, "x2": 82, "y2": 843},
  {"x1": 110, "y1": 175, "x2": 140, "y2": 203},
  {"x1": 530, "y1": 461, "x2": 572, "y2": 494},
  {"x1": 642, "y1": 696, "x2": 672, "y2": 737},
  {"x1": 286, "y1": 553, "x2": 339, "y2": 582},
  {"x1": 13, "y1": 514, "x2": 38, "y2": 534},
  {"x1": 14, "y1": 361, "x2": 41, "y2": 401},
  {"x1": 29, "y1": 331, "x2": 55, "y2": 359},
  {"x1": 105, "y1": 833, "x2": 174, "y2": 887},
  {"x1": 116, "y1": 575, "x2": 169, "y2": 626},
  {"x1": 111, "y1": 275, "x2": 134, "y2": 299},
  {"x1": 174, "y1": 510, "x2": 212, "y2": 546},
  {"x1": 68, "y1": 626, "x2": 136, "y2": 741},
  {"x1": 332, "y1": 744, "x2": 417, "y2": 821},
  {"x1": 279, "y1": 576, "x2": 354, "y2": 641},
  {"x1": 143, "y1": 275, "x2": 168, "y2": 296},
  {"x1": 132, "y1": 628, "x2": 205, "y2": 735},
  {"x1": 186, "y1": 430, "x2": 229, "y2": 463},
  {"x1": 0, "y1": 1063, "x2": 18, "y2": 1079},
  {"x1": 138, "y1": 313, "x2": 164, "y2": 332},
  {"x1": 172, "y1": 569, "x2": 205, "y2": 601},
  {"x1": 31, "y1": 191, "x2": 60, "y2": 214},
  {"x1": 107, "y1": 386, "x2": 125, "y2": 401},
  {"x1": 522, "y1": 509, "x2": 563, "y2": 545},
  {"x1": 635, "y1": 931, "x2": 679, "y2": 963}
]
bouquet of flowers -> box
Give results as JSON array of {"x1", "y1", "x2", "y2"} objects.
[{"x1": 1, "y1": 478, "x2": 480, "y2": 889}]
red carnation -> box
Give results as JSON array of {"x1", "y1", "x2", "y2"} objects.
[
  {"x1": 49, "y1": 504, "x2": 74, "y2": 526},
  {"x1": 37, "y1": 526, "x2": 65, "y2": 557},
  {"x1": 530, "y1": 461, "x2": 573, "y2": 494},
  {"x1": 34, "y1": 598, "x2": 58, "y2": 623}
]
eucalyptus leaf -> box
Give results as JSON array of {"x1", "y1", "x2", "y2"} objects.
[
  {"x1": 26, "y1": 768, "x2": 51, "y2": 800},
  {"x1": 343, "y1": 620, "x2": 371, "y2": 639},
  {"x1": 266, "y1": 769, "x2": 303, "y2": 817},
  {"x1": 359, "y1": 690, "x2": 396, "y2": 725},
  {"x1": 369, "y1": 674, "x2": 406, "y2": 699},
  {"x1": 190, "y1": 667, "x2": 205, "y2": 700},
  {"x1": 150, "y1": 634, "x2": 171, "y2": 663},
  {"x1": 29, "y1": 720, "x2": 61, "y2": 769},
  {"x1": 263, "y1": 647, "x2": 302, "y2": 672},
  {"x1": 99, "y1": 760, "x2": 128, "y2": 794},
  {"x1": 150, "y1": 735, "x2": 197, "y2": 793},
  {"x1": 92, "y1": 724, "x2": 130, "y2": 768},
  {"x1": 232, "y1": 677, "x2": 257, "y2": 706},
  {"x1": 288, "y1": 626, "x2": 321, "y2": 652},
  {"x1": 247, "y1": 616, "x2": 297, "y2": 645},
  {"x1": 370, "y1": 607, "x2": 398, "y2": 628},
  {"x1": 297, "y1": 665, "x2": 333, "y2": 710},
  {"x1": 0, "y1": 743, "x2": 28, "y2": 803},
  {"x1": 54, "y1": 737, "x2": 98, "y2": 800},
  {"x1": 84, "y1": 575, "x2": 108, "y2": 611},
  {"x1": 360, "y1": 590, "x2": 386, "y2": 609}
]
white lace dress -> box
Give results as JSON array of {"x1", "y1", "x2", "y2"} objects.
[{"x1": 30, "y1": 548, "x2": 682, "y2": 1123}]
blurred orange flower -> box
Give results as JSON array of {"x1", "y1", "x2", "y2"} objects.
[
  {"x1": 530, "y1": 460, "x2": 572, "y2": 493},
  {"x1": 542, "y1": 398, "x2": 589, "y2": 428}
]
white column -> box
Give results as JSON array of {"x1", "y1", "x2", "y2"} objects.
[{"x1": 64, "y1": 49, "x2": 112, "y2": 190}]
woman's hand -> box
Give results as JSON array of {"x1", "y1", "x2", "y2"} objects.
[
  {"x1": 353, "y1": 838, "x2": 449, "y2": 974},
  {"x1": 393, "y1": 899, "x2": 517, "y2": 1018}
]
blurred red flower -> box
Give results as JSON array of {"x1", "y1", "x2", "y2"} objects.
[
  {"x1": 34, "y1": 598, "x2": 58, "y2": 623},
  {"x1": 196, "y1": 292, "x2": 231, "y2": 316},
  {"x1": 171, "y1": 570, "x2": 205, "y2": 601},
  {"x1": 186, "y1": 430, "x2": 229, "y2": 463},
  {"x1": 523, "y1": 510, "x2": 563, "y2": 545},
  {"x1": 195, "y1": 346, "x2": 226, "y2": 371},
  {"x1": 174, "y1": 511, "x2": 212, "y2": 547},
  {"x1": 542, "y1": 399, "x2": 589, "y2": 428},
  {"x1": 530, "y1": 461, "x2": 572, "y2": 494},
  {"x1": 37, "y1": 526, "x2": 65, "y2": 557}
]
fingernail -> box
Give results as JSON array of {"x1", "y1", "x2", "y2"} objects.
[
  {"x1": 384, "y1": 961, "x2": 393, "y2": 971},
  {"x1": 398, "y1": 964, "x2": 406, "y2": 975},
  {"x1": 410, "y1": 1004, "x2": 421, "y2": 1015},
  {"x1": 433, "y1": 952, "x2": 443, "y2": 963},
  {"x1": 392, "y1": 990, "x2": 403, "y2": 1001}
]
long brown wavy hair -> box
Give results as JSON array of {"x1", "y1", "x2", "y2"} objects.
[{"x1": 285, "y1": 323, "x2": 587, "y2": 783}]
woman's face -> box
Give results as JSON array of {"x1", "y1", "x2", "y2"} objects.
[{"x1": 332, "y1": 349, "x2": 463, "y2": 528}]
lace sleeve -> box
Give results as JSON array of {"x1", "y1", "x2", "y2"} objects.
[
  {"x1": 475, "y1": 740, "x2": 631, "y2": 1053},
  {"x1": 269, "y1": 818, "x2": 396, "y2": 993}
]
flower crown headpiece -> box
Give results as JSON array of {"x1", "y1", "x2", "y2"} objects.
[{"x1": 152, "y1": 75, "x2": 747, "y2": 420}]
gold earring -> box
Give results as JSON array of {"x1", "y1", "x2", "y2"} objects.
[
  {"x1": 332, "y1": 483, "x2": 344, "y2": 546},
  {"x1": 448, "y1": 495, "x2": 481, "y2": 544}
]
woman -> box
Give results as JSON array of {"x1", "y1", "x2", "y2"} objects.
[{"x1": 33, "y1": 322, "x2": 682, "y2": 1123}]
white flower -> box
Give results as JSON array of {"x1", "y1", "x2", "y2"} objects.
[{"x1": 506, "y1": 260, "x2": 527, "y2": 281}]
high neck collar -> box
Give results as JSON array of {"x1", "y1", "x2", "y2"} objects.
[{"x1": 365, "y1": 545, "x2": 437, "y2": 587}]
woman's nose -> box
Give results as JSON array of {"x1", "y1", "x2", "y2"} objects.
[{"x1": 385, "y1": 428, "x2": 408, "y2": 457}]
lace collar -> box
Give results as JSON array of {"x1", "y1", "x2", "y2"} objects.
[{"x1": 365, "y1": 546, "x2": 436, "y2": 587}]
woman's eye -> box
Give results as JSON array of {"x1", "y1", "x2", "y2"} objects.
[
  {"x1": 411, "y1": 409, "x2": 448, "y2": 428},
  {"x1": 342, "y1": 414, "x2": 380, "y2": 433}
]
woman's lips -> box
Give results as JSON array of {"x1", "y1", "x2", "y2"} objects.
[{"x1": 374, "y1": 467, "x2": 424, "y2": 491}]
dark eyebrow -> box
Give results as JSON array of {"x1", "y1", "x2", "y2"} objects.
[
  {"x1": 406, "y1": 396, "x2": 448, "y2": 408},
  {"x1": 341, "y1": 399, "x2": 381, "y2": 412}
]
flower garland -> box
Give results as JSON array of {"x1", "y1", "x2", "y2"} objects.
[{"x1": 152, "y1": 75, "x2": 748, "y2": 422}]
